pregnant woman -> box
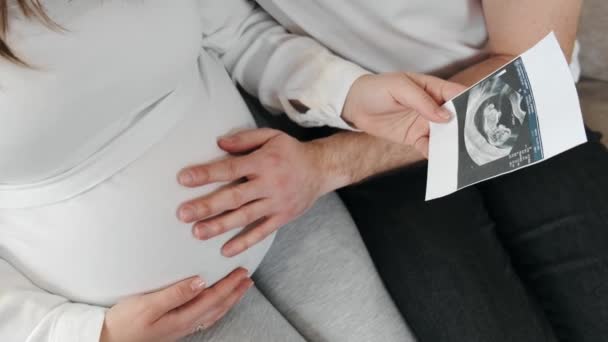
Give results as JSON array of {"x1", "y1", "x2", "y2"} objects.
[{"x1": 0, "y1": 1, "x2": 424, "y2": 341}]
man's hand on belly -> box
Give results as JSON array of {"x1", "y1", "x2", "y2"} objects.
[{"x1": 176, "y1": 128, "x2": 333, "y2": 257}]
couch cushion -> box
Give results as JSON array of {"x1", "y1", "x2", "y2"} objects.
[
  {"x1": 579, "y1": 0, "x2": 608, "y2": 81},
  {"x1": 578, "y1": 79, "x2": 608, "y2": 147}
]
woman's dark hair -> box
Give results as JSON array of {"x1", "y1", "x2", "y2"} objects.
[{"x1": 0, "y1": 0, "x2": 55, "y2": 66}]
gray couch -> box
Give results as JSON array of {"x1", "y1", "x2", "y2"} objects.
[{"x1": 578, "y1": 0, "x2": 608, "y2": 146}]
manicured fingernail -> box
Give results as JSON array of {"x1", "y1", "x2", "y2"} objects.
[
  {"x1": 437, "y1": 107, "x2": 452, "y2": 120},
  {"x1": 178, "y1": 171, "x2": 194, "y2": 186},
  {"x1": 179, "y1": 206, "x2": 196, "y2": 222},
  {"x1": 190, "y1": 277, "x2": 206, "y2": 291}
]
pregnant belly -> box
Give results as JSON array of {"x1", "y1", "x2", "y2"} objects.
[{"x1": 0, "y1": 85, "x2": 274, "y2": 307}]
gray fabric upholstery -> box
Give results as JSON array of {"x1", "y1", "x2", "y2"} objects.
[
  {"x1": 579, "y1": 0, "x2": 608, "y2": 81},
  {"x1": 579, "y1": 79, "x2": 608, "y2": 147},
  {"x1": 578, "y1": 0, "x2": 608, "y2": 146}
]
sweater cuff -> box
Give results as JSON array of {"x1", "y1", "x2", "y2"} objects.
[
  {"x1": 53, "y1": 304, "x2": 106, "y2": 342},
  {"x1": 281, "y1": 55, "x2": 371, "y2": 130}
]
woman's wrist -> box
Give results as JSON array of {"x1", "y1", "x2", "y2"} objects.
[{"x1": 99, "y1": 318, "x2": 111, "y2": 342}]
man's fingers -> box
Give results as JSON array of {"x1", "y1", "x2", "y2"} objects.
[
  {"x1": 222, "y1": 216, "x2": 283, "y2": 257},
  {"x1": 160, "y1": 268, "x2": 249, "y2": 334},
  {"x1": 178, "y1": 129, "x2": 283, "y2": 187},
  {"x1": 178, "y1": 180, "x2": 266, "y2": 223},
  {"x1": 193, "y1": 200, "x2": 271, "y2": 240},
  {"x1": 218, "y1": 128, "x2": 282, "y2": 153},
  {"x1": 145, "y1": 276, "x2": 207, "y2": 320},
  {"x1": 178, "y1": 155, "x2": 254, "y2": 187}
]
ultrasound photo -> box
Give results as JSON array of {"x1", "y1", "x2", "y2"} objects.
[
  {"x1": 453, "y1": 58, "x2": 544, "y2": 188},
  {"x1": 426, "y1": 33, "x2": 587, "y2": 201}
]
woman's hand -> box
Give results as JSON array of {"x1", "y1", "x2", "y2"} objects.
[
  {"x1": 100, "y1": 268, "x2": 252, "y2": 342},
  {"x1": 177, "y1": 128, "x2": 327, "y2": 258},
  {"x1": 342, "y1": 72, "x2": 466, "y2": 157}
]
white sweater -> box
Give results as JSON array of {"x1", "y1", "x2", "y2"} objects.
[{"x1": 0, "y1": 1, "x2": 367, "y2": 341}]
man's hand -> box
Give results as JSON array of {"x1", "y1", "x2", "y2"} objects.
[
  {"x1": 176, "y1": 129, "x2": 332, "y2": 257},
  {"x1": 342, "y1": 72, "x2": 465, "y2": 156}
]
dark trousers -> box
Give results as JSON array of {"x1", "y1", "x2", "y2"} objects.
[{"x1": 243, "y1": 91, "x2": 608, "y2": 342}]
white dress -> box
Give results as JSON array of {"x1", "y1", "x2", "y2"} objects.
[
  {"x1": 0, "y1": 0, "x2": 368, "y2": 340},
  {"x1": 0, "y1": 0, "x2": 275, "y2": 308}
]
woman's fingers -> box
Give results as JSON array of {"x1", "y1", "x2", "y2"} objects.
[
  {"x1": 194, "y1": 277, "x2": 254, "y2": 332},
  {"x1": 195, "y1": 268, "x2": 249, "y2": 310},
  {"x1": 409, "y1": 115, "x2": 430, "y2": 158},
  {"x1": 145, "y1": 276, "x2": 207, "y2": 321},
  {"x1": 399, "y1": 73, "x2": 465, "y2": 123},
  {"x1": 178, "y1": 180, "x2": 267, "y2": 223},
  {"x1": 414, "y1": 136, "x2": 430, "y2": 159},
  {"x1": 193, "y1": 199, "x2": 271, "y2": 240},
  {"x1": 406, "y1": 72, "x2": 467, "y2": 103},
  {"x1": 392, "y1": 75, "x2": 451, "y2": 123},
  {"x1": 159, "y1": 268, "x2": 251, "y2": 335},
  {"x1": 222, "y1": 216, "x2": 284, "y2": 257}
]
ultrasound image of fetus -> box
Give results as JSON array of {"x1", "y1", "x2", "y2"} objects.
[
  {"x1": 475, "y1": 92, "x2": 526, "y2": 149},
  {"x1": 464, "y1": 76, "x2": 527, "y2": 166}
]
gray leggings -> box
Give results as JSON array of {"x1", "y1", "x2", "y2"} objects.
[{"x1": 183, "y1": 193, "x2": 415, "y2": 342}]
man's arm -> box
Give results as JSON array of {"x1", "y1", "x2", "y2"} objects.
[
  {"x1": 177, "y1": 0, "x2": 582, "y2": 257},
  {"x1": 175, "y1": 128, "x2": 424, "y2": 257},
  {"x1": 311, "y1": 0, "x2": 585, "y2": 190},
  {"x1": 307, "y1": 132, "x2": 424, "y2": 191}
]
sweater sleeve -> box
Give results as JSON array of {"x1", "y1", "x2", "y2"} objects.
[
  {"x1": 0, "y1": 258, "x2": 106, "y2": 342},
  {"x1": 199, "y1": 0, "x2": 370, "y2": 130}
]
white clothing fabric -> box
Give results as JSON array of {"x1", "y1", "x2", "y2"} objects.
[
  {"x1": 0, "y1": 0, "x2": 368, "y2": 341},
  {"x1": 256, "y1": 0, "x2": 582, "y2": 80},
  {"x1": 0, "y1": 0, "x2": 367, "y2": 201},
  {"x1": 1, "y1": 52, "x2": 276, "y2": 306},
  {"x1": 0, "y1": 51, "x2": 276, "y2": 342}
]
